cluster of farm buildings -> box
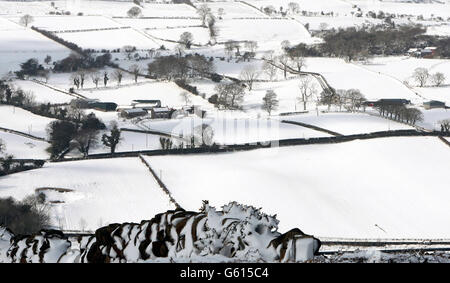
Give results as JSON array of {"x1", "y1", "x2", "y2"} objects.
[{"x1": 70, "y1": 98, "x2": 206, "y2": 120}]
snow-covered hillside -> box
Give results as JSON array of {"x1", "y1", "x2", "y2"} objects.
[
  {"x1": 0, "y1": 0, "x2": 449, "y2": 263},
  {"x1": 0, "y1": 157, "x2": 175, "y2": 231},
  {"x1": 143, "y1": 136, "x2": 450, "y2": 239}
]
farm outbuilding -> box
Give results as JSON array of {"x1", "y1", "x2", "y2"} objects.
[
  {"x1": 90, "y1": 102, "x2": 118, "y2": 112},
  {"x1": 120, "y1": 108, "x2": 147, "y2": 119},
  {"x1": 423, "y1": 100, "x2": 446, "y2": 110}
]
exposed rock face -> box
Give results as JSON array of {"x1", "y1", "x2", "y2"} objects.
[{"x1": 0, "y1": 202, "x2": 321, "y2": 263}]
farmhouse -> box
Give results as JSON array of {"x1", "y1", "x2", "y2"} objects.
[
  {"x1": 407, "y1": 47, "x2": 438, "y2": 58},
  {"x1": 423, "y1": 100, "x2": 446, "y2": 110},
  {"x1": 150, "y1": 107, "x2": 172, "y2": 119}
]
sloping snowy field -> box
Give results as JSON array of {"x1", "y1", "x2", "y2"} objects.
[
  {"x1": 8, "y1": 15, "x2": 123, "y2": 31},
  {"x1": 279, "y1": 112, "x2": 414, "y2": 135},
  {"x1": 0, "y1": 157, "x2": 175, "y2": 231},
  {"x1": 11, "y1": 79, "x2": 75, "y2": 104},
  {"x1": 143, "y1": 136, "x2": 450, "y2": 239},
  {"x1": 141, "y1": 114, "x2": 330, "y2": 145},
  {"x1": 304, "y1": 58, "x2": 424, "y2": 103},
  {"x1": 53, "y1": 1, "x2": 198, "y2": 18},
  {"x1": 0, "y1": 17, "x2": 70, "y2": 75},
  {"x1": 0, "y1": 105, "x2": 54, "y2": 139},
  {"x1": 0, "y1": 131, "x2": 49, "y2": 159},
  {"x1": 56, "y1": 28, "x2": 161, "y2": 51}
]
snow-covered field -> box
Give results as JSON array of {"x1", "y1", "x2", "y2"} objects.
[
  {"x1": 0, "y1": 105, "x2": 54, "y2": 139},
  {"x1": 216, "y1": 18, "x2": 316, "y2": 48},
  {"x1": 0, "y1": 157, "x2": 175, "y2": 231},
  {"x1": 53, "y1": 1, "x2": 198, "y2": 18},
  {"x1": 8, "y1": 15, "x2": 122, "y2": 31},
  {"x1": 116, "y1": 18, "x2": 200, "y2": 30},
  {"x1": 304, "y1": 57, "x2": 425, "y2": 103},
  {"x1": 0, "y1": 131, "x2": 49, "y2": 159},
  {"x1": 349, "y1": 0, "x2": 450, "y2": 18},
  {"x1": 360, "y1": 57, "x2": 450, "y2": 104},
  {"x1": 0, "y1": 17, "x2": 70, "y2": 76},
  {"x1": 141, "y1": 114, "x2": 330, "y2": 145},
  {"x1": 418, "y1": 108, "x2": 450, "y2": 130},
  {"x1": 143, "y1": 136, "x2": 450, "y2": 239},
  {"x1": 0, "y1": 1, "x2": 54, "y2": 15},
  {"x1": 56, "y1": 28, "x2": 161, "y2": 51},
  {"x1": 10, "y1": 79, "x2": 75, "y2": 104},
  {"x1": 1, "y1": 0, "x2": 450, "y2": 255},
  {"x1": 247, "y1": 0, "x2": 355, "y2": 14},
  {"x1": 197, "y1": 1, "x2": 267, "y2": 19},
  {"x1": 280, "y1": 112, "x2": 414, "y2": 135}
]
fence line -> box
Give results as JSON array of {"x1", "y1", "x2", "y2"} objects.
[
  {"x1": 138, "y1": 154, "x2": 181, "y2": 209},
  {"x1": 0, "y1": 126, "x2": 48, "y2": 142},
  {"x1": 50, "y1": 129, "x2": 450, "y2": 163}
]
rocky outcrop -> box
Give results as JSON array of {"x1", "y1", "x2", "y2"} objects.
[{"x1": 0, "y1": 202, "x2": 321, "y2": 263}]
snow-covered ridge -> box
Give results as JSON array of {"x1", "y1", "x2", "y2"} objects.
[{"x1": 0, "y1": 202, "x2": 321, "y2": 263}]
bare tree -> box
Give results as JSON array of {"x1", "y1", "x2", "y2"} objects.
[
  {"x1": 262, "y1": 90, "x2": 279, "y2": 115},
  {"x1": 276, "y1": 54, "x2": 290, "y2": 79},
  {"x1": 240, "y1": 65, "x2": 259, "y2": 91},
  {"x1": 412, "y1": 67, "x2": 429, "y2": 87},
  {"x1": 215, "y1": 82, "x2": 245, "y2": 110},
  {"x1": 320, "y1": 89, "x2": 338, "y2": 111},
  {"x1": 439, "y1": 119, "x2": 450, "y2": 133},
  {"x1": 262, "y1": 60, "x2": 277, "y2": 81},
  {"x1": 44, "y1": 55, "x2": 52, "y2": 65},
  {"x1": 431, "y1": 72, "x2": 446, "y2": 87},
  {"x1": 102, "y1": 121, "x2": 121, "y2": 154},
  {"x1": 288, "y1": 52, "x2": 307, "y2": 73},
  {"x1": 0, "y1": 138, "x2": 5, "y2": 154},
  {"x1": 224, "y1": 40, "x2": 235, "y2": 59},
  {"x1": 197, "y1": 4, "x2": 211, "y2": 27},
  {"x1": 345, "y1": 89, "x2": 366, "y2": 111},
  {"x1": 112, "y1": 69, "x2": 124, "y2": 86},
  {"x1": 281, "y1": 40, "x2": 291, "y2": 51},
  {"x1": 90, "y1": 71, "x2": 101, "y2": 88},
  {"x1": 218, "y1": 7, "x2": 225, "y2": 19},
  {"x1": 128, "y1": 64, "x2": 140, "y2": 83},
  {"x1": 288, "y1": 2, "x2": 300, "y2": 14},
  {"x1": 298, "y1": 76, "x2": 318, "y2": 111},
  {"x1": 19, "y1": 14, "x2": 34, "y2": 27},
  {"x1": 245, "y1": 41, "x2": 258, "y2": 53},
  {"x1": 122, "y1": 45, "x2": 136, "y2": 60},
  {"x1": 206, "y1": 14, "x2": 219, "y2": 44},
  {"x1": 127, "y1": 6, "x2": 142, "y2": 18},
  {"x1": 174, "y1": 44, "x2": 185, "y2": 57},
  {"x1": 77, "y1": 69, "x2": 87, "y2": 88},
  {"x1": 103, "y1": 71, "x2": 109, "y2": 87},
  {"x1": 180, "y1": 91, "x2": 191, "y2": 106},
  {"x1": 179, "y1": 32, "x2": 194, "y2": 49},
  {"x1": 38, "y1": 69, "x2": 50, "y2": 83},
  {"x1": 319, "y1": 22, "x2": 329, "y2": 31}
]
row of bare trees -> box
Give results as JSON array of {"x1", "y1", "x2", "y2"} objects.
[
  {"x1": 411, "y1": 68, "x2": 446, "y2": 87},
  {"x1": 376, "y1": 104, "x2": 423, "y2": 125},
  {"x1": 70, "y1": 65, "x2": 141, "y2": 89},
  {"x1": 196, "y1": 4, "x2": 219, "y2": 44}
]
